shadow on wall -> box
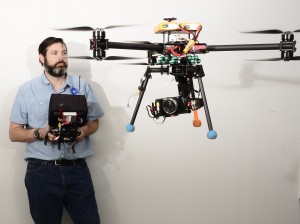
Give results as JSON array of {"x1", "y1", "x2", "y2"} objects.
[
  {"x1": 1, "y1": 86, "x2": 32, "y2": 223},
  {"x1": 66, "y1": 42, "x2": 130, "y2": 223},
  {"x1": 241, "y1": 63, "x2": 300, "y2": 87},
  {"x1": 2, "y1": 41, "x2": 130, "y2": 223},
  {"x1": 217, "y1": 63, "x2": 300, "y2": 89},
  {"x1": 0, "y1": 42, "x2": 42, "y2": 223},
  {"x1": 65, "y1": 42, "x2": 130, "y2": 167}
]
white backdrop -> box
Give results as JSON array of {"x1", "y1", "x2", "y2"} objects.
[{"x1": 0, "y1": 0, "x2": 300, "y2": 223}]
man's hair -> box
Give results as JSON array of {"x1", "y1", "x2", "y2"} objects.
[{"x1": 38, "y1": 37, "x2": 67, "y2": 65}]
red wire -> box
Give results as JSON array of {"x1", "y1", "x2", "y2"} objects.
[
  {"x1": 178, "y1": 24, "x2": 192, "y2": 35},
  {"x1": 58, "y1": 107, "x2": 63, "y2": 118},
  {"x1": 170, "y1": 47, "x2": 182, "y2": 57},
  {"x1": 169, "y1": 24, "x2": 203, "y2": 56},
  {"x1": 195, "y1": 25, "x2": 202, "y2": 39}
]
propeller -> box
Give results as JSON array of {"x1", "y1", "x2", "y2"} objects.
[
  {"x1": 67, "y1": 56, "x2": 142, "y2": 60},
  {"x1": 241, "y1": 29, "x2": 300, "y2": 34},
  {"x1": 67, "y1": 56, "x2": 94, "y2": 60},
  {"x1": 246, "y1": 57, "x2": 281, "y2": 61},
  {"x1": 122, "y1": 62, "x2": 150, "y2": 65},
  {"x1": 54, "y1": 24, "x2": 137, "y2": 31},
  {"x1": 246, "y1": 56, "x2": 300, "y2": 61}
]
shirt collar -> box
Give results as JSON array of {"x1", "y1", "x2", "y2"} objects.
[{"x1": 40, "y1": 73, "x2": 71, "y2": 92}]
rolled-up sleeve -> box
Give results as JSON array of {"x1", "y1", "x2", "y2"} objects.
[{"x1": 10, "y1": 88, "x2": 28, "y2": 125}]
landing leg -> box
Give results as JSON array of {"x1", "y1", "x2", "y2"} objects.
[
  {"x1": 126, "y1": 67, "x2": 152, "y2": 132},
  {"x1": 197, "y1": 76, "x2": 217, "y2": 139}
]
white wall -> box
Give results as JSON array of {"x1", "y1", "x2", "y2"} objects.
[{"x1": 1, "y1": 0, "x2": 300, "y2": 223}]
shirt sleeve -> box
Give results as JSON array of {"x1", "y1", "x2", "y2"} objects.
[{"x1": 9, "y1": 88, "x2": 28, "y2": 125}]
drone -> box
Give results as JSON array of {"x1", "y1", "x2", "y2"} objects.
[{"x1": 56, "y1": 17, "x2": 300, "y2": 139}]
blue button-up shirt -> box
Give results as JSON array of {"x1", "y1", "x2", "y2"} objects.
[{"x1": 10, "y1": 73, "x2": 104, "y2": 160}]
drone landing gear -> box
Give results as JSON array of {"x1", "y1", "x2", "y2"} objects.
[
  {"x1": 126, "y1": 64, "x2": 217, "y2": 139},
  {"x1": 197, "y1": 75, "x2": 217, "y2": 139},
  {"x1": 126, "y1": 66, "x2": 168, "y2": 132}
]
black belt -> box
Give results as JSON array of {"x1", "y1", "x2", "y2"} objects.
[{"x1": 28, "y1": 158, "x2": 86, "y2": 166}]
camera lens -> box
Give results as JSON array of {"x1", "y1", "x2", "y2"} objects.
[{"x1": 162, "y1": 98, "x2": 178, "y2": 115}]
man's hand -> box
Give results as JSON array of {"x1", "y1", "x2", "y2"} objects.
[
  {"x1": 76, "y1": 119, "x2": 99, "y2": 143},
  {"x1": 76, "y1": 128, "x2": 85, "y2": 143}
]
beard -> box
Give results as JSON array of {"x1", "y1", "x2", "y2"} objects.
[{"x1": 44, "y1": 59, "x2": 68, "y2": 77}]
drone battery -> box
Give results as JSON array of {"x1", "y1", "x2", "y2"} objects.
[
  {"x1": 179, "y1": 22, "x2": 202, "y2": 31},
  {"x1": 154, "y1": 22, "x2": 179, "y2": 33},
  {"x1": 154, "y1": 22, "x2": 202, "y2": 34}
]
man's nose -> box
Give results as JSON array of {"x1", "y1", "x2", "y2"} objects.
[{"x1": 58, "y1": 53, "x2": 66, "y2": 61}]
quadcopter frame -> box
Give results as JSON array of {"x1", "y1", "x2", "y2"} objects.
[{"x1": 58, "y1": 18, "x2": 299, "y2": 139}]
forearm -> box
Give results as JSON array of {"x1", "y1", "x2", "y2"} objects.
[
  {"x1": 79, "y1": 119, "x2": 99, "y2": 137},
  {"x1": 9, "y1": 123, "x2": 35, "y2": 142},
  {"x1": 9, "y1": 122, "x2": 50, "y2": 142}
]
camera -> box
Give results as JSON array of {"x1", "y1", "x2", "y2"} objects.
[{"x1": 149, "y1": 96, "x2": 203, "y2": 118}]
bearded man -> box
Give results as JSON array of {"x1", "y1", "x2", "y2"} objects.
[{"x1": 9, "y1": 37, "x2": 103, "y2": 224}]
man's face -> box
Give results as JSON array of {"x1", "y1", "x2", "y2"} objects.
[{"x1": 41, "y1": 42, "x2": 68, "y2": 77}]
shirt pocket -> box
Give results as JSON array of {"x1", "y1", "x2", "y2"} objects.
[{"x1": 27, "y1": 98, "x2": 49, "y2": 127}]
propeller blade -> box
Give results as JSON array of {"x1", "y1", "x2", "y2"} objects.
[
  {"x1": 104, "y1": 24, "x2": 137, "y2": 29},
  {"x1": 241, "y1": 29, "x2": 284, "y2": 34},
  {"x1": 67, "y1": 56, "x2": 95, "y2": 60},
  {"x1": 247, "y1": 56, "x2": 300, "y2": 61},
  {"x1": 104, "y1": 56, "x2": 142, "y2": 60},
  {"x1": 67, "y1": 56, "x2": 142, "y2": 60},
  {"x1": 122, "y1": 62, "x2": 149, "y2": 65},
  {"x1": 55, "y1": 26, "x2": 94, "y2": 31},
  {"x1": 55, "y1": 24, "x2": 137, "y2": 31},
  {"x1": 246, "y1": 57, "x2": 282, "y2": 61},
  {"x1": 242, "y1": 29, "x2": 300, "y2": 34}
]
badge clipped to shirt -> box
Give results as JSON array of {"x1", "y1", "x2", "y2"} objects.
[{"x1": 70, "y1": 87, "x2": 79, "y2": 95}]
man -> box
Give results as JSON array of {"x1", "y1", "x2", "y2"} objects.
[{"x1": 9, "y1": 37, "x2": 103, "y2": 224}]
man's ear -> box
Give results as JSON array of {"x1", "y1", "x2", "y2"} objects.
[{"x1": 39, "y1": 54, "x2": 45, "y2": 66}]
